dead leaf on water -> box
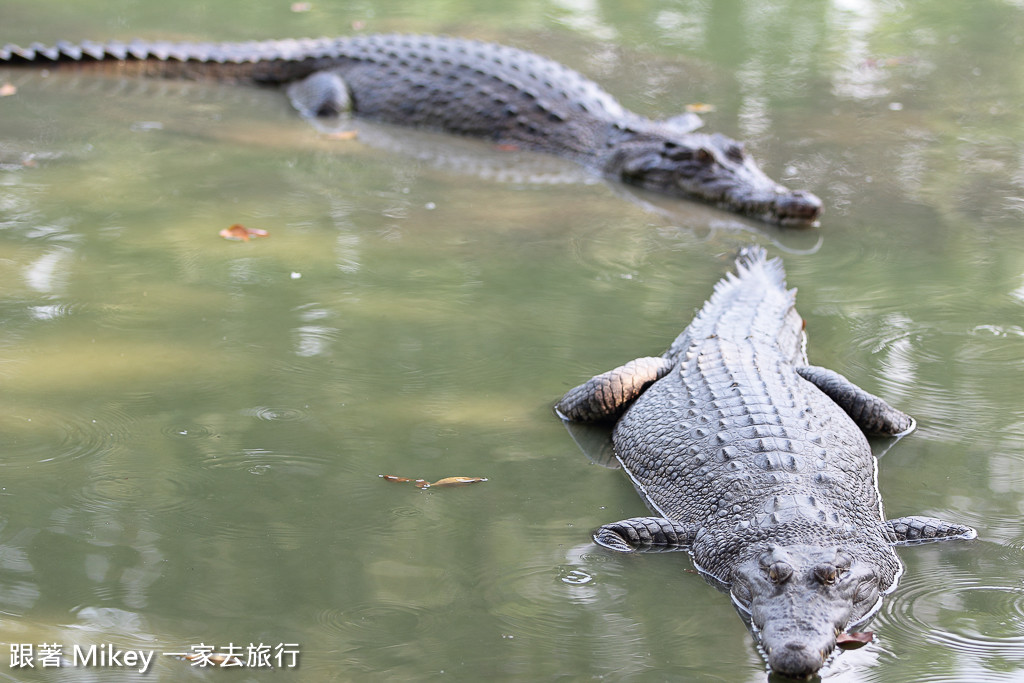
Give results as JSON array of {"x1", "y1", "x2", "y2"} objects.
[
  {"x1": 836, "y1": 631, "x2": 874, "y2": 649},
  {"x1": 685, "y1": 102, "x2": 716, "y2": 114},
  {"x1": 290, "y1": 2, "x2": 313, "y2": 11},
  {"x1": 380, "y1": 474, "x2": 487, "y2": 489},
  {"x1": 0, "y1": 83, "x2": 16, "y2": 97},
  {"x1": 219, "y1": 224, "x2": 269, "y2": 241},
  {"x1": 324, "y1": 130, "x2": 359, "y2": 141},
  {"x1": 860, "y1": 56, "x2": 914, "y2": 70},
  {"x1": 427, "y1": 476, "x2": 488, "y2": 488},
  {"x1": 380, "y1": 474, "x2": 429, "y2": 487}
]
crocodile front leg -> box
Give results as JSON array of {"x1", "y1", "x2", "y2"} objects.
[
  {"x1": 594, "y1": 517, "x2": 697, "y2": 552},
  {"x1": 286, "y1": 70, "x2": 352, "y2": 117},
  {"x1": 886, "y1": 516, "x2": 977, "y2": 544},
  {"x1": 555, "y1": 356, "x2": 675, "y2": 423},
  {"x1": 796, "y1": 365, "x2": 915, "y2": 436}
]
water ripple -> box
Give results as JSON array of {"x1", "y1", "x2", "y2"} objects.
[
  {"x1": 876, "y1": 559, "x2": 1024, "y2": 679},
  {"x1": 198, "y1": 448, "x2": 327, "y2": 476},
  {"x1": 70, "y1": 459, "x2": 208, "y2": 521},
  {"x1": 160, "y1": 422, "x2": 217, "y2": 439},
  {"x1": 487, "y1": 543, "x2": 620, "y2": 636},
  {"x1": 240, "y1": 406, "x2": 310, "y2": 422},
  {"x1": 0, "y1": 406, "x2": 134, "y2": 467}
]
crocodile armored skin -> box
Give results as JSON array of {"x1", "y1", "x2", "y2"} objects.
[
  {"x1": 1, "y1": 35, "x2": 822, "y2": 226},
  {"x1": 615, "y1": 253, "x2": 894, "y2": 584},
  {"x1": 556, "y1": 248, "x2": 975, "y2": 677}
]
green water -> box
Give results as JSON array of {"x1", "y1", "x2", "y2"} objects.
[{"x1": 1, "y1": 1, "x2": 1023, "y2": 681}]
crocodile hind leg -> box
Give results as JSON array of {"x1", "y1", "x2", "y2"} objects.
[
  {"x1": 796, "y1": 365, "x2": 915, "y2": 436},
  {"x1": 886, "y1": 516, "x2": 977, "y2": 544},
  {"x1": 555, "y1": 356, "x2": 675, "y2": 423},
  {"x1": 286, "y1": 70, "x2": 352, "y2": 118},
  {"x1": 594, "y1": 517, "x2": 697, "y2": 552}
]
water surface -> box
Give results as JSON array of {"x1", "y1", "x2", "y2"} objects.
[{"x1": 1, "y1": 1, "x2": 1023, "y2": 681}]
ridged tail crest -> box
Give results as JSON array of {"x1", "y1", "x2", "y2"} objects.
[
  {"x1": 665, "y1": 246, "x2": 804, "y2": 363},
  {"x1": 733, "y1": 245, "x2": 786, "y2": 287}
]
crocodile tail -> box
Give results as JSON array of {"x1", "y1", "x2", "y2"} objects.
[
  {"x1": 0, "y1": 38, "x2": 346, "y2": 83},
  {"x1": 733, "y1": 245, "x2": 786, "y2": 288},
  {"x1": 707, "y1": 245, "x2": 790, "y2": 304},
  {"x1": 665, "y1": 244, "x2": 802, "y2": 361}
]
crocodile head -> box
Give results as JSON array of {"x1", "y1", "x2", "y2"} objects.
[
  {"x1": 729, "y1": 544, "x2": 885, "y2": 678},
  {"x1": 610, "y1": 131, "x2": 823, "y2": 227}
]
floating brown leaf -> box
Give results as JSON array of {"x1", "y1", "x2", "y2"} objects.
[
  {"x1": 685, "y1": 102, "x2": 716, "y2": 113},
  {"x1": 219, "y1": 224, "x2": 269, "y2": 241},
  {"x1": 380, "y1": 474, "x2": 428, "y2": 487},
  {"x1": 836, "y1": 631, "x2": 874, "y2": 649},
  {"x1": 426, "y1": 476, "x2": 488, "y2": 488},
  {"x1": 380, "y1": 474, "x2": 487, "y2": 489},
  {"x1": 325, "y1": 130, "x2": 359, "y2": 141},
  {"x1": 860, "y1": 56, "x2": 914, "y2": 70},
  {"x1": 0, "y1": 83, "x2": 16, "y2": 97}
]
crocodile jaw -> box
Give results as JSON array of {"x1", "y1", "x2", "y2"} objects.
[
  {"x1": 610, "y1": 131, "x2": 823, "y2": 227},
  {"x1": 730, "y1": 545, "x2": 884, "y2": 678}
]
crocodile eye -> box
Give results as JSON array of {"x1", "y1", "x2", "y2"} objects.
[
  {"x1": 767, "y1": 561, "x2": 793, "y2": 584},
  {"x1": 696, "y1": 148, "x2": 714, "y2": 164},
  {"x1": 726, "y1": 143, "x2": 745, "y2": 162},
  {"x1": 662, "y1": 142, "x2": 694, "y2": 162},
  {"x1": 814, "y1": 563, "x2": 839, "y2": 585}
]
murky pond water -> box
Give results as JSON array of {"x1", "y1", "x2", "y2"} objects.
[{"x1": 2, "y1": 1, "x2": 1023, "y2": 681}]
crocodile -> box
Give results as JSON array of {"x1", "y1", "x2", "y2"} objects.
[
  {"x1": 555, "y1": 247, "x2": 975, "y2": 678},
  {"x1": 0, "y1": 34, "x2": 822, "y2": 226}
]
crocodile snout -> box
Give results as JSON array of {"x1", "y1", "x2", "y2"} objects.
[
  {"x1": 774, "y1": 189, "x2": 823, "y2": 227},
  {"x1": 766, "y1": 640, "x2": 831, "y2": 679}
]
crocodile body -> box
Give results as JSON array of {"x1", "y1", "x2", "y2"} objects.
[
  {"x1": 0, "y1": 35, "x2": 822, "y2": 226},
  {"x1": 556, "y1": 248, "x2": 975, "y2": 678}
]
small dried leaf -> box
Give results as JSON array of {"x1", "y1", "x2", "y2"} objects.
[
  {"x1": 495, "y1": 143, "x2": 520, "y2": 152},
  {"x1": 325, "y1": 129, "x2": 359, "y2": 141},
  {"x1": 427, "y1": 476, "x2": 488, "y2": 488},
  {"x1": 380, "y1": 474, "x2": 487, "y2": 489},
  {"x1": 219, "y1": 224, "x2": 269, "y2": 241},
  {"x1": 860, "y1": 56, "x2": 913, "y2": 70},
  {"x1": 685, "y1": 102, "x2": 716, "y2": 114},
  {"x1": 836, "y1": 631, "x2": 874, "y2": 649},
  {"x1": 0, "y1": 83, "x2": 16, "y2": 97}
]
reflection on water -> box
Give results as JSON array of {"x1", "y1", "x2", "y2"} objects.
[
  {"x1": 873, "y1": 543, "x2": 1024, "y2": 683},
  {"x1": 1, "y1": 1, "x2": 1024, "y2": 681}
]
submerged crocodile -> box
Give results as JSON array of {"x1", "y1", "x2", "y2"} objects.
[
  {"x1": 556, "y1": 247, "x2": 975, "y2": 678},
  {"x1": 0, "y1": 35, "x2": 822, "y2": 226}
]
